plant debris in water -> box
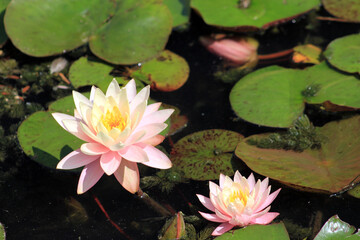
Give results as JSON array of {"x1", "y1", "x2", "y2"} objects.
[{"x1": 247, "y1": 115, "x2": 323, "y2": 152}]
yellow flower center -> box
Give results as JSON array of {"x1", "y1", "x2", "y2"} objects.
[
  {"x1": 101, "y1": 106, "x2": 126, "y2": 131},
  {"x1": 223, "y1": 185, "x2": 249, "y2": 206}
]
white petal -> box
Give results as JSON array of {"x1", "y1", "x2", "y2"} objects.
[
  {"x1": 125, "y1": 79, "x2": 137, "y2": 102},
  {"x1": 73, "y1": 91, "x2": 91, "y2": 115},
  {"x1": 57, "y1": 149, "x2": 99, "y2": 169},
  {"x1": 106, "y1": 79, "x2": 121, "y2": 98}
]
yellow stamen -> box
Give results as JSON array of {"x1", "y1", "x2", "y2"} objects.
[
  {"x1": 101, "y1": 106, "x2": 126, "y2": 131},
  {"x1": 223, "y1": 185, "x2": 249, "y2": 206}
]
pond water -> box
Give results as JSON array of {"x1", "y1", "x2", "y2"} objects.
[{"x1": 1, "y1": 7, "x2": 360, "y2": 240}]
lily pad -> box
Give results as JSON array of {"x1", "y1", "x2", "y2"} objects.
[
  {"x1": 5, "y1": 0, "x2": 172, "y2": 64},
  {"x1": 163, "y1": 0, "x2": 190, "y2": 27},
  {"x1": 314, "y1": 215, "x2": 360, "y2": 240},
  {"x1": 0, "y1": 0, "x2": 10, "y2": 47},
  {"x1": 68, "y1": 57, "x2": 129, "y2": 90},
  {"x1": 17, "y1": 111, "x2": 84, "y2": 169},
  {"x1": 230, "y1": 62, "x2": 360, "y2": 128},
  {"x1": 170, "y1": 129, "x2": 244, "y2": 180},
  {"x1": 191, "y1": 0, "x2": 320, "y2": 29},
  {"x1": 292, "y1": 44, "x2": 321, "y2": 64},
  {"x1": 324, "y1": 34, "x2": 360, "y2": 74},
  {"x1": 235, "y1": 116, "x2": 360, "y2": 193},
  {"x1": 348, "y1": 184, "x2": 360, "y2": 199},
  {"x1": 89, "y1": 0, "x2": 172, "y2": 64},
  {"x1": 0, "y1": 223, "x2": 4, "y2": 240},
  {"x1": 131, "y1": 50, "x2": 189, "y2": 92},
  {"x1": 322, "y1": 0, "x2": 360, "y2": 22},
  {"x1": 215, "y1": 222, "x2": 290, "y2": 240}
]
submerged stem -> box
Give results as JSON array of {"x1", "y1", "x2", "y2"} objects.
[{"x1": 136, "y1": 188, "x2": 172, "y2": 217}]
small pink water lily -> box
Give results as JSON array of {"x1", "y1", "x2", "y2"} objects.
[
  {"x1": 199, "y1": 36, "x2": 258, "y2": 66},
  {"x1": 52, "y1": 79, "x2": 174, "y2": 194},
  {"x1": 196, "y1": 171, "x2": 281, "y2": 236}
]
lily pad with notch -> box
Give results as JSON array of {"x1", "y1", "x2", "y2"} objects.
[
  {"x1": 324, "y1": 33, "x2": 360, "y2": 74},
  {"x1": 314, "y1": 215, "x2": 360, "y2": 240},
  {"x1": 131, "y1": 50, "x2": 189, "y2": 92},
  {"x1": 170, "y1": 129, "x2": 244, "y2": 180},
  {"x1": 5, "y1": 0, "x2": 172, "y2": 64},
  {"x1": 235, "y1": 116, "x2": 360, "y2": 193},
  {"x1": 191, "y1": 0, "x2": 320, "y2": 30},
  {"x1": 230, "y1": 62, "x2": 360, "y2": 128},
  {"x1": 215, "y1": 222, "x2": 290, "y2": 240}
]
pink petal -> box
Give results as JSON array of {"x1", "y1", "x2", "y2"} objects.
[
  {"x1": 251, "y1": 212, "x2": 279, "y2": 225},
  {"x1": 219, "y1": 173, "x2": 226, "y2": 189},
  {"x1": 81, "y1": 143, "x2": 109, "y2": 155},
  {"x1": 209, "y1": 181, "x2": 219, "y2": 196},
  {"x1": 139, "y1": 144, "x2": 172, "y2": 169},
  {"x1": 128, "y1": 123, "x2": 167, "y2": 144},
  {"x1": 73, "y1": 91, "x2": 92, "y2": 115},
  {"x1": 100, "y1": 151, "x2": 122, "y2": 175},
  {"x1": 197, "y1": 194, "x2": 216, "y2": 212},
  {"x1": 129, "y1": 85, "x2": 150, "y2": 113},
  {"x1": 255, "y1": 188, "x2": 281, "y2": 212},
  {"x1": 212, "y1": 222, "x2": 235, "y2": 236},
  {"x1": 143, "y1": 102, "x2": 162, "y2": 117},
  {"x1": 125, "y1": 79, "x2": 137, "y2": 102},
  {"x1": 247, "y1": 173, "x2": 256, "y2": 191},
  {"x1": 198, "y1": 212, "x2": 227, "y2": 223},
  {"x1": 77, "y1": 160, "x2": 104, "y2": 194},
  {"x1": 53, "y1": 114, "x2": 93, "y2": 142},
  {"x1": 118, "y1": 145, "x2": 149, "y2": 163},
  {"x1": 259, "y1": 178, "x2": 269, "y2": 194},
  {"x1": 114, "y1": 160, "x2": 139, "y2": 193},
  {"x1": 105, "y1": 79, "x2": 121, "y2": 98},
  {"x1": 137, "y1": 109, "x2": 174, "y2": 128},
  {"x1": 233, "y1": 170, "x2": 243, "y2": 183},
  {"x1": 57, "y1": 149, "x2": 99, "y2": 169},
  {"x1": 142, "y1": 135, "x2": 165, "y2": 146}
]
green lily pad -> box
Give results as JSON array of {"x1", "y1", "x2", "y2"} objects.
[
  {"x1": 163, "y1": 0, "x2": 190, "y2": 27},
  {"x1": 215, "y1": 222, "x2": 290, "y2": 240},
  {"x1": 17, "y1": 111, "x2": 84, "y2": 169},
  {"x1": 0, "y1": 0, "x2": 10, "y2": 47},
  {"x1": 235, "y1": 116, "x2": 360, "y2": 193},
  {"x1": 230, "y1": 65, "x2": 307, "y2": 128},
  {"x1": 314, "y1": 215, "x2": 360, "y2": 240},
  {"x1": 4, "y1": 0, "x2": 114, "y2": 56},
  {"x1": 0, "y1": 222, "x2": 4, "y2": 240},
  {"x1": 322, "y1": 0, "x2": 360, "y2": 22},
  {"x1": 5, "y1": 0, "x2": 172, "y2": 65},
  {"x1": 348, "y1": 184, "x2": 360, "y2": 199},
  {"x1": 68, "y1": 57, "x2": 129, "y2": 90},
  {"x1": 131, "y1": 50, "x2": 189, "y2": 92},
  {"x1": 170, "y1": 129, "x2": 244, "y2": 180},
  {"x1": 230, "y1": 62, "x2": 360, "y2": 128},
  {"x1": 324, "y1": 34, "x2": 360, "y2": 74},
  {"x1": 89, "y1": 0, "x2": 172, "y2": 64},
  {"x1": 191, "y1": 0, "x2": 320, "y2": 29}
]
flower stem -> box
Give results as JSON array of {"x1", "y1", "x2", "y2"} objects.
[{"x1": 136, "y1": 188, "x2": 172, "y2": 217}]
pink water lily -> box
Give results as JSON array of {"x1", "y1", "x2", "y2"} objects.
[
  {"x1": 199, "y1": 36, "x2": 258, "y2": 66},
  {"x1": 197, "y1": 171, "x2": 281, "y2": 236},
  {"x1": 52, "y1": 79, "x2": 174, "y2": 194}
]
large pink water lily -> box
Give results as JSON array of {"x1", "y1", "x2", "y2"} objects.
[
  {"x1": 197, "y1": 171, "x2": 281, "y2": 236},
  {"x1": 52, "y1": 79, "x2": 174, "y2": 194}
]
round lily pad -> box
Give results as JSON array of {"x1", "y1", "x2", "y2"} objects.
[
  {"x1": 215, "y1": 223, "x2": 289, "y2": 240},
  {"x1": 0, "y1": 0, "x2": 9, "y2": 47},
  {"x1": 131, "y1": 50, "x2": 189, "y2": 92},
  {"x1": 314, "y1": 215, "x2": 360, "y2": 240},
  {"x1": 170, "y1": 129, "x2": 243, "y2": 180},
  {"x1": 89, "y1": 0, "x2": 172, "y2": 64},
  {"x1": 163, "y1": 0, "x2": 190, "y2": 27},
  {"x1": 229, "y1": 65, "x2": 307, "y2": 128},
  {"x1": 4, "y1": 0, "x2": 114, "y2": 56},
  {"x1": 230, "y1": 62, "x2": 360, "y2": 128},
  {"x1": 17, "y1": 111, "x2": 84, "y2": 169},
  {"x1": 235, "y1": 116, "x2": 360, "y2": 193},
  {"x1": 5, "y1": 0, "x2": 173, "y2": 65},
  {"x1": 324, "y1": 33, "x2": 360, "y2": 74},
  {"x1": 69, "y1": 57, "x2": 114, "y2": 89},
  {"x1": 191, "y1": 0, "x2": 320, "y2": 29},
  {"x1": 322, "y1": 0, "x2": 360, "y2": 22}
]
